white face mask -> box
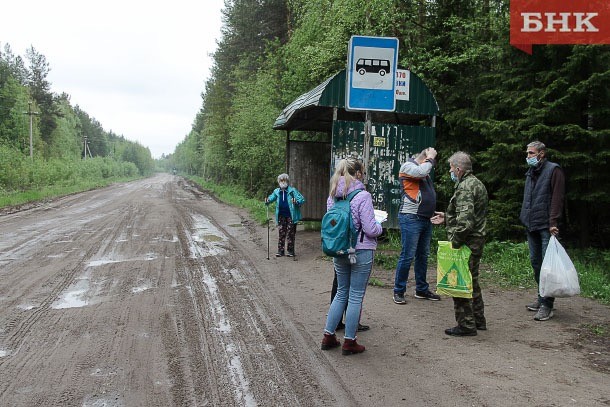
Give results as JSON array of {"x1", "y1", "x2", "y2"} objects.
[{"x1": 279, "y1": 181, "x2": 288, "y2": 189}]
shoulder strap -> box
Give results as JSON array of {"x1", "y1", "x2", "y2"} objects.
[
  {"x1": 347, "y1": 189, "x2": 361, "y2": 201},
  {"x1": 333, "y1": 189, "x2": 361, "y2": 203}
]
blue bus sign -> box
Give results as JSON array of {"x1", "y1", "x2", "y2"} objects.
[{"x1": 346, "y1": 36, "x2": 399, "y2": 112}]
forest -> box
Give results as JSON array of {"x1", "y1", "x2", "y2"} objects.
[
  {"x1": 1, "y1": 1, "x2": 608, "y2": 249},
  {"x1": 0, "y1": 44, "x2": 155, "y2": 195},
  {"x1": 168, "y1": 0, "x2": 609, "y2": 249}
]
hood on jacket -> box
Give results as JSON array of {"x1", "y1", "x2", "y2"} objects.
[{"x1": 334, "y1": 177, "x2": 365, "y2": 199}]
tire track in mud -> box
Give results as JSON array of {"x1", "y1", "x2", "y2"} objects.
[
  {"x1": 0, "y1": 211, "x2": 125, "y2": 360},
  {"x1": 0, "y1": 176, "x2": 357, "y2": 407},
  {"x1": 165, "y1": 183, "x2": 351, "y2": 406},
  {"x1": 0, "y1": 181, "x2": 172, "y2": 406}
]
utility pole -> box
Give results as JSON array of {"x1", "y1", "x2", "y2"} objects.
[
  {"x1": 23, "y1": 101, "x2": 39, "y2": 160},
  {"x1": 83, "y1": 135, "x2": 92, "y2": 159}
]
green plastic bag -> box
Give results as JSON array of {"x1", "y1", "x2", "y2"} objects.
[{"x1": 436, "y1": 241, "x2": 473, "y2": 298}]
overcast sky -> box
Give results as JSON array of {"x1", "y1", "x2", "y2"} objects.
[{"x1": 1, "y1": 0, "x2": 225, "y2": 158}]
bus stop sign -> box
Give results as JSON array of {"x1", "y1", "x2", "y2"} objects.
[{"x1": 346, "y1": 36, "x2": 399, "y2": 112}]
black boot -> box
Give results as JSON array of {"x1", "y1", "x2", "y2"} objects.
[{"x1": 445, "y1": 326, "x2": 477, "y2": 336}]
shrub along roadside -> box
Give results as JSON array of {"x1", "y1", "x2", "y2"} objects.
[
  {"x1": 188, "y1": 176, "x2": 609, "y2": 305},
  {"x1": 0, "y1": 156, "x2": 141, "y2": 208}
]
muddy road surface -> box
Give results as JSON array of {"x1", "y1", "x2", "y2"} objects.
[{"x1": 0, "y1": 174, "x2": 608, "y2": 406}]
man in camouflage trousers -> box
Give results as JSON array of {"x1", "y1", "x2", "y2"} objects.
[{"x1": 431, "y1": 151, "x2": 488, "y2": 336}]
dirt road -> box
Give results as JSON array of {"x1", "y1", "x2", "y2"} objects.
[{"x1": 0, "y1": 174, "x2": 608, "y2": 406}]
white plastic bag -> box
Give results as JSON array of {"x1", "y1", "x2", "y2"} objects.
[{"x1": 539, "y1": 236, "x2": 580, "y2": 298}]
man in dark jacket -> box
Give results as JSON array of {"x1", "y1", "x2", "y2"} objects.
[
  {"x1": 432, "y1": 151, "x2": 488, "y2": 336},
  {"x1": 519, "y1": 141, "x2": 566, "y2": 321}
]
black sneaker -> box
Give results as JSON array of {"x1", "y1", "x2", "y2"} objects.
[
  {"x1": 337, "y1": 322, "x2": 369, "y2": 332},
  {"x1": 393, "y1": 292, "x2": 407, "y2": 304},
  {"x1": 534, "y1": 304, "x2": 554, "y2": 321},
  {"x1": 445, "y1": 326, "x2": 477, "y2": 336},
  {"x1": 275, "y1": 251, "x2": 284, "y2": 257},
  {"x1": 415, "y1": 290, "x2": 441, "y2": 301},
  {"x1": 357, "y1": 323, "x2": 370, "y2": 332},
  {"x1": 286, "y1": 251, "x2": 295, "y2": 257},
  {"x1": 526, "y1": 299, "x2": 541, "y2": 311}
]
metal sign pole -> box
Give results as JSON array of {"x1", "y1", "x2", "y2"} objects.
[{"x1": 363, "y1": 110, "x2": 371, "y2": 186}]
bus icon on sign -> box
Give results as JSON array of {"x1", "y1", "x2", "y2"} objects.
[{"x1": 356, "y1": 58, "x2": 391, "y2": 76}]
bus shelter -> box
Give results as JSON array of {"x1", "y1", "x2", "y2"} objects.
[{"x1": 273, "y1": 69, "x2": 439, "y2": 229}]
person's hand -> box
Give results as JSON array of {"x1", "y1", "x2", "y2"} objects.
[
  {"x1": 264, "y1": 198, "x2": 269, "y2": 205},
  {"x1": 292, "y1": 198, "x2": 297, "y2": 204},
  {"x1": 549, "y1": 226, "x2": 559, "y2": 236},
  {"x1": 426, "y1": 147, "x2": 437, "y2": 160},
  {"x1": 451, "y1": 241, "x2": 462, "y2": 249},
  {"x1": 430, "y1": 211, "x2": 445, "y2": 225}
]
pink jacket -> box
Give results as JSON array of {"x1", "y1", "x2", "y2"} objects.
[{"x1": 326, "y1": 177, "x2": 383, "y2": 250}]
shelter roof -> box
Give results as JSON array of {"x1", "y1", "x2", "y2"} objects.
[{"x1": 273, "y1": 69, "x2": 440, "y2": 132}]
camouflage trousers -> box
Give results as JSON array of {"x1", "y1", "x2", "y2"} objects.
[
  {"x1": 453, "y1": 238, "x2": 486, "y2": 331},
  {"x1": 277, "y1": 215, "x2": 296, "y2": 254}
]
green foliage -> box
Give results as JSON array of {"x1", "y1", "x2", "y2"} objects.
[
  {"x1": 228, "y1": 64, "x2": 285, "y2": 194},
  {"x1": 1, "y1": 44, "x2": 154, "y2": 199},
  {"x1": 481, "y1": 240, "x2": 535, "y2": 288},
  {"x1": 187, "y1": 175, "x2": 269, "y2": 225},
  {"x1": 0, "y1": 156, "x2": 139, "y2": 207},
  {"x1": 570, "y1": 248, "x2": 610, "y2": 303},
  {"x1": 120, "y1": 142, "x2": 155, "y2": 176}
]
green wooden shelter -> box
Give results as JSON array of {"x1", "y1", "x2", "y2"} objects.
[{"x1": 273, "y1": 69, "x2": 440, "y2": 229}]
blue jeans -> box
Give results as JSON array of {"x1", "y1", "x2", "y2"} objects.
[
  {"x1": 393, "y1": 213, "x2": 432, "y2": 294},
  {"x1": 527, "y1": 229, "x2": 554, "y2": 307},
  {"x1": 324, "y1": 250, "x2": 374, "y2": 340}
]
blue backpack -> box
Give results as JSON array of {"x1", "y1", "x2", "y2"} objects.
[{"x1": 321, "y1": 190, "x2": 361, "y2": 257}]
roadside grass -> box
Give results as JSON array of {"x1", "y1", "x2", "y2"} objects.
[
  {"x1": 376, "y1": 234, "x2": 610, "y2": 305},
  {"x1": 188, "y1": 176, "x2": 269, "y2": 224},
  {"x1": 0, "y1": 177, "x2": 139, "y2": 208},
  {"x1": 187, "y1": 177, "x2": 610, "y2": 305},
  {"x1": 189, "y1": 176, "x2": 323, "y2": 232}
]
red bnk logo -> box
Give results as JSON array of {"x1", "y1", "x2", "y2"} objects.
[{"x1": 510, "y1": 0, "x2": 610, "y2": 54}]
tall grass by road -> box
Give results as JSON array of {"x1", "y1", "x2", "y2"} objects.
[{"x1": 0, "y1": 156, "x2": 141, "y2": 208}]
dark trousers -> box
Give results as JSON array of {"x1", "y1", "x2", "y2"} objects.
[
  {"x1": 527, "y1": 229, "x2": 555, "y2": 308},
  {"x1": 453, "y1": 238, "x2": 486, "y2": 331},
  {"x1": 330, "y1": 273, "x2": 345, "y2": 323},
  {"x1": 277, "y1": 215, "x2": 296, "y2": 253}
]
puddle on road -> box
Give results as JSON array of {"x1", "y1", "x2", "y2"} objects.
[
  {"x1": 87, "y1": 253, "x2": 157, "y2": 268},
  {"x1": 131, "y1": 282, "x2": 151, "y2": 293},
  {"x1": 87, "y1": 259, "x2": 120, "y2": 267},
  {"x1": 82, "y1": 393, "x2": 123, "y2": 407},
  {"x1": 188, "y1": 214, "x2": 229, "y2": 258},
  {"x1": 50, "y1": 255, "x2": 161, "y2": 309},
  {"x1": 0, "y1": 348, "x2": 10, "y2": 357},
  {"x1": 52, "y1": 286, "x2": 88, "y2": 309},
  {"x1": 203, "y1": 234, "x2": 222, "y2": 242},
  {"x1": 189, "y1": 241, "x2": 255, "y2": 406}
]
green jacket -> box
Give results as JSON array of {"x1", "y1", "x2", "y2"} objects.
[{"x1": 446, "y1": 171, "x2": 488, "y2": 248}]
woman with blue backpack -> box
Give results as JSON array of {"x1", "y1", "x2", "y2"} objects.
[{"x1": 320, "y1": 157, "x2": 383, "y2": 355}]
